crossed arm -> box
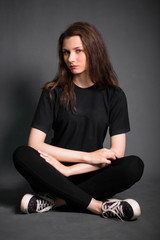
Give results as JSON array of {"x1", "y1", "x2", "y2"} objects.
[{"x1": 28, "y1": 128, "x2": 126, "y2": 177}]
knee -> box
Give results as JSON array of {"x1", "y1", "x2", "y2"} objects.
[
  {"x1": 13, "y1": 145, "x2": 33, "y2": 167},
  {"x1": 122, "y1": 155, "x2": 144, "y2": 183},
  {"x1": 13, "y1": 145, "x2": 26, "y2": 166}
]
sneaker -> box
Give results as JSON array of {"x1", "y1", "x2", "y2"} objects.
[
  {"x1": 20, "y1": 193, "x2": 55, "y2": 214},
  {"x1": 102, "y1": 198, "x2": 141, "y2": 221}
]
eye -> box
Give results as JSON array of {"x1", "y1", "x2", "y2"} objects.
[
  {"x1": 76, "y1": 49, "x2": 83, "y2": 53},
  {"x1": 63, "y1": 50, "x2": 70, "y2": 56}
]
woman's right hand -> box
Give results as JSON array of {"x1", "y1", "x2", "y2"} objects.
[{"x1": 85, "y1": 148, "x2": 117, "y2": 165}]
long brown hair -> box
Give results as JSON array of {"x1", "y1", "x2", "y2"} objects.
[{"x1": 43, "y1": 22, "x2": 119, "y2": 111}]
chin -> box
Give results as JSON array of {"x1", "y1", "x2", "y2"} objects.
[{"x1": 71, "y1": 70, "x2": 82, "y2": 74}]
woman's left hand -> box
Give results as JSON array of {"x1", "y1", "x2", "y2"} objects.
[{"x1": 38, "y1": 151, "x2": 71, "y2": 177}]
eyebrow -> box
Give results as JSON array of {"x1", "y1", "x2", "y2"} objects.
[{"x1": 62, "y1": 46, "x2": 83, "y2": 51}]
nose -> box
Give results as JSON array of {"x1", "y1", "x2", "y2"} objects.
[{"x1": 68, "y1": 51, "x2": 76, "y2": 63}]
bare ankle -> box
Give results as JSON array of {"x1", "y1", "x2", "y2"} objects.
[
  {"x1": 55, "y1": 198, "x2": 66, "y2": 208},
  {"x1": 87, "y1": 198, "x2": 102, "y2": 215}
]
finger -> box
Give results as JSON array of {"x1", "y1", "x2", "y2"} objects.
[
  {"x1": 106, "y1": 160, "x2": 111, "y2": 164},
  {"x1": 101, "y1": 163, "x2": 108, "y2": 168},
  {"x1": 110, "y1": 150, "x2": 118, "y2": 159},
  {"x1": 40, "y1": 153, "x2": 57, "y2": 164},
  {"x1": 40, "y1": 153, "x2": 49, "y2": 161},
  {"x1": 45, "y1": 158, "x2": 50, "y2": 163},
  {"x1": 103, "y1": 159, "x2": 111, "y2": 164},
  {"x1": 112, "y1": 152, "x2": 118, "y2": 159},
  {"x1": 109, "y1": 153, "x2": 117, "y2": 160},
  {"x1": 41, "y1": 152, "x2": 49, "y2": 157},
  {"x1": 43, "y1": 156, "x2": 51, "y2": 163},
  {"x1": 40, "y1": 154, "x2": 46, "y2": 160},
  {"x1": 38, "y1": 150, "x2": 44, "y2": 154},
  {"x1": 38, "y1": 150, "x2": 49, "y2": 156}
]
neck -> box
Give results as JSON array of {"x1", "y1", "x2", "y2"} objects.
[{"x1": 73, "y1": 72, "x2": 94, "y2": 88}]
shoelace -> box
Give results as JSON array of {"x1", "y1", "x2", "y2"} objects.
[
  {"x1": 36, "y1": 199, "x2": 54, "y2": 213},
  {"x1": 102, "y1": 201, "x2": 124, "y2": 221}
]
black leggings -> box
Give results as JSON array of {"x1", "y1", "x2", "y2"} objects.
[{"x1": 13, "y1": 146, "x2": 144, "y2": 209}]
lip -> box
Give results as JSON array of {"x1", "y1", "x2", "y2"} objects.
[{"x1": 70, "y1": 65, "x2": 78, "y2": 69}]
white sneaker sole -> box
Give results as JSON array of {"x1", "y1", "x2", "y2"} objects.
[
  {"x1": 20, "y1": 193, "x2": 34, "y2": 214},
  {"x1": 103, "y1": 198, "x2": 141, "y2": 220},
  {"x1": 124, "y1": 198, "x2": 141, "y2": 220}
]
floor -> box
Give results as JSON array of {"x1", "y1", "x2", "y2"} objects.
[{"x1": 0, "y1": 168, "x2": 159, "y2": 240}]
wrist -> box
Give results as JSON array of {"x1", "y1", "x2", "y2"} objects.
[
  {"x1": 81, "y1": 152, "x2": 90, "y2": 164},
  {"x1": 67, "y1": 166, "x2": 72, "y2": 177}
]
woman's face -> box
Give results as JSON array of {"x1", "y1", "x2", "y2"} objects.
[{"x1": 62, "y1": 36, "x2": 88, "y2": 75}]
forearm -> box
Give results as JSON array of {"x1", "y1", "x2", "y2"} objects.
[
  {"x1": 110, "y1": 134, "x2": 126, "y2": 158},
  {"x1": 69, "y1": 163, "x2": 104, "y2": 176},
  {"x1": 30, "y1": 141, "x2": 88, "y2": 163}
]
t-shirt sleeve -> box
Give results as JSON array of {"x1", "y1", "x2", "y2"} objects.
[
  {"x1": 31, "y1": 88, "x2": 54, "y2": 134},
  {"x1": 109, "y1": 88, "x2": 130, "y2": 136}
]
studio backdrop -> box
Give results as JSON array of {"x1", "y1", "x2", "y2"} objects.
[{"x1": 0, "y1": 0, "x2": 160, "y2": 187}]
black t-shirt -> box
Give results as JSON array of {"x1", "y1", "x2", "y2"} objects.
[{"x1": 31, "y1": 84, "x2": 130, "y2": 152}]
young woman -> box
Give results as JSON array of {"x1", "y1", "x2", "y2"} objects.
[{"x1": 13, "y1": 22, "x2": 144, "y2": 221}]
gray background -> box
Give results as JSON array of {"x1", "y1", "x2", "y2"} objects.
[{"x1": 0, "y1": 0, "x2": 160, "y2": 239}]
